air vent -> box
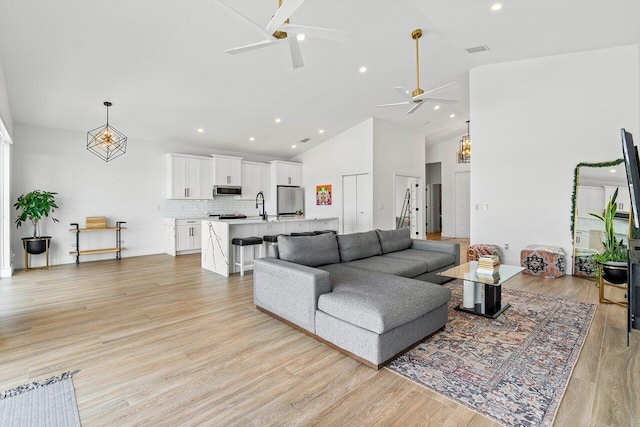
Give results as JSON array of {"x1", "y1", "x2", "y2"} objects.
[
  {"x1": 299, "y1": 138, "x2": 311, "y2": 143},
  {"x1": 465, "y1": 45, "x2": 490, "y2": 54}
]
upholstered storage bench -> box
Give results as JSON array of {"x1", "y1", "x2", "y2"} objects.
[
  {"x1": 520, "y1": 245, "x2": 566, "y2": 278},
  {"x1": 253, "y1": 228, "x2": 458, "y2": 369}
]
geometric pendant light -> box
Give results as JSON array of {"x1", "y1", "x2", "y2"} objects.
[{"x1": 87, "y1": 101, "x2": 127, "y2": 162}]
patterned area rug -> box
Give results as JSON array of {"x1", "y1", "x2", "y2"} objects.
[
  {"x1": 387, "y1": 280, "x2": 596, "y2": 427},
  {"x1": 0, "y1": 370, "x2": 81, "y2": 427}
]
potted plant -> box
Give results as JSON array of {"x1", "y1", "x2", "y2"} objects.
[
  {"x1": 14, "y1": 190, "x2": 59, "y2": 254},
  {"x1": 590, "y1": 188, "x2": 628, "y2": 284}
]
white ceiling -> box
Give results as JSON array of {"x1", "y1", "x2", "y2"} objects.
[{"x1": 0, "y1": 0, "x2": 639, "y2": 160}]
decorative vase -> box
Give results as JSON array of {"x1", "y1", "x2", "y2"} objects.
[
  {"x1": 22, "y1": 237, "x2": 51, "y2": 255},
  {"x1": 602, "y1": 261, "x2": 627, "y2": 284}
]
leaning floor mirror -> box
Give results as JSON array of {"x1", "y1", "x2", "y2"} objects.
[{"x1": 571, "y1": 159, "x2": 630, "y2": 278}]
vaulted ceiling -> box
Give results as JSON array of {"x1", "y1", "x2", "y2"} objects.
[{"x1": 0, "y1": 0, "x2": 638, "y2": 159}]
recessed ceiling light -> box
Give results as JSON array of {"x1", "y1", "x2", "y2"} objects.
[
  {"x1": 197, "y1": 128, "x2": 204, "y2": 133},
  {"x1": 291, "y1": 145, "x2": 297, "y2": 149},
  {"x1": 318, "y1": 129, "x2": 325, "y2": 134},
  {"x1": 296, "y1": 34, "x2": 306, "y2": 41},
  {"x1": 359, "y1": 66, "x2": 367, "y2": 73},
  {"x1": 491, "y1": 3, "x2": 502, "y2": 11},
  {"x1": 450, "y1": 114, "x2": 456, "y2": 118},
  {"x1": 434, "y1": 105, "x2": 440, "y2": 110},
  {"x1": 275, "y1": 118, "x2": 281, "y2": 123},
  {"x1": 610, "y1": 169, "x2": 617, "y2": 173},
  {"x1": 249, "y1": 137, "x2": 255, "y2": 142}
]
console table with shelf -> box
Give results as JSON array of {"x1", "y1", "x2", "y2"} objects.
[{"x1": 69, "y1": 221, "x2": 126, "y2": 264}]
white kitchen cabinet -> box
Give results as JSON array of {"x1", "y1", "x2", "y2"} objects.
[
  {"x1": 271, "y1": 161, "x2": 302, "y2": 186},
  {"x1": 176, "y1": 219, "x2": 201, "y2": 252},
  {"x1": 604, "y1": 185, "x2": 631, "y2": 213},
  {"x1": 212, "y1": 155, "x2": 242, "y2": 186},
  {"x1": 577, "y1": 186, "x2": 605, "y2": 218},
  {"x1": 241, "y1": 161, "x2": 271, "y2": 200},
  {"x1": 166, "y1": 154, "x2": 214, "y2": 199}
]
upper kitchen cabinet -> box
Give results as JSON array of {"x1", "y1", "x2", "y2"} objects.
[
  {"x1": 271, "y1": 160, "x2": 302, "y2": 186},
  {"x1": 166, "y1": 154, "x2": 214, "y2": 199},
  {"x1": 212, "y1": 155, "x2": 242, "y2": 186},
  {"x1": 241, "y1": 161, "x2": 271, "y2": 200}
]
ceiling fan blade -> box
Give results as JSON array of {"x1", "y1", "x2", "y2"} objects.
[
  {"x1": 288, "y1": 36, "x2": 304, "y2": 69},
  {"x1": 226, "y1": 39, "x2": 280, "y2": 55},
  {"x1": 394, "y1": 86, "x2": 412, "y2": 101},
  {"x1": 420, "y1": 97, "x2": 458, "y2": 105},
  {"x1": 414, "y1": 82, "x2": 459, "y2": 100},
  {"x1": 216, "y1": 0, "x2": 275, "y2": 40},
  {"x1": 375, "y1": 101, "x2": 411, "y2": 108},
  {"x1": 406, "y1": 102, "x2": 424, "y2": 114},
  {"x1": 266, "y1": 0, "x2": 306, "y2": 34},
  {"x1": 280, "y1": 24, "x2": 349, "y2": 42}
]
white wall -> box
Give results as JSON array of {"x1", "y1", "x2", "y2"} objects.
[
  {"x1": 0, "y1": 55, "x2": 12, "y2": 277},
  {"x1": 470, "y1": 44, "x2": 640, "y2": 265},
  {"x1": 372, "y1": 119, "x2": 426, "y2": 236},
  {"x1": 294, "y1": 118, "x2": 373, "y2": 229}
]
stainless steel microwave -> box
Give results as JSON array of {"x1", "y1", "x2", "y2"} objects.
[{"x1": 213, "y1": 185, "x2": 242, "y2": 196}]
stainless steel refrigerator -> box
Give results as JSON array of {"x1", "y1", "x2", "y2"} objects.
[{"x1": 277, "y1": 185, "x2": 304, "y2": 216}]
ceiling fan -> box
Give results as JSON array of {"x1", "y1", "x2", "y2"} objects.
[
  {"x1": 217, "y1": 0, "x2": 349, "y2": 69},
  {"x1": 376, "y1": 29, "x2": 458, "y2": 114}
]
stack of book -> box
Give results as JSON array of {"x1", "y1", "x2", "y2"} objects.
[{"x1": 476, "y1": 255, "x2": 500, "y2": 283}]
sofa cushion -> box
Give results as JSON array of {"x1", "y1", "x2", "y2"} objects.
[
  {"x1": 384, "y1": 249, "x2": 455, "y2": 272},
  {"x1": 376, "y1": 227, "x2": 412, "y2": 254},
  {"x1": 336, "y1": 230, "x2": 382, "y2": 262},
  {"x1": 278, "y1": 233, "x2": 340, "y2": 267},
  {"x1": 343, "y1": 256, "x2": 427, "y2": 278},
  {"x1": 317, "y1": 264, "x2": 451, "y2": 334}
]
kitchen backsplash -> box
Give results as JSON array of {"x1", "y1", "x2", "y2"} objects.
[{"x1": 166, "y1": 199, "x2": 260, "y2": 218}]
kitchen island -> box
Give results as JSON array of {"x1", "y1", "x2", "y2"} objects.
[{"x1": 201, "y1": 217, "x2": 339, "y2": 277}]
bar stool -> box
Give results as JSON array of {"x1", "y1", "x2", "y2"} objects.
[
  {"x1": 263, "y1": 234, "x2": 283, "y2": 258},
  {"x1": 231, "y1": 236, "x2": 263, "y2": 276},
  {"x1": 313, "y1": 230, "x2": 337, "y2": 235},
  {"x1": 290, "y1": 232, "x2": 315, "y2": 236}
]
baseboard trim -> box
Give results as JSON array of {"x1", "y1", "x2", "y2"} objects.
[
  {"x1": 256, "y1": 305, "x2": 444, "y2": 370},
  {"x1": 0, "y1": 265, "x2": 13, "y2": 278}
]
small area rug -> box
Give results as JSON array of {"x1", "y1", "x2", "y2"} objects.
[
  {"x1": 0, "y1": 370, "x2": 81, "y2": 427},
  {"x1": 387, "y1": 280, "x2": 596, "y2": 427}
]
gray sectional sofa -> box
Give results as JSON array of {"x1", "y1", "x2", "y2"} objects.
[{"x1": 253, "y1": 228, "x2": 459, "y2": 369}]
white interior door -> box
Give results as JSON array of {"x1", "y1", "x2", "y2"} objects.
[
  {"x1": 343, "y1": 173, "x2": 370, "y2": 234},
  {"x1": 356, "y1": 174, "x2": 371, "y2": 232},
  {"x1": 343, "y1": 175, "x2": 357, "y2": 234},
  {"x1": 455, "y1": 171, "x2": 471, "y2": 238}
]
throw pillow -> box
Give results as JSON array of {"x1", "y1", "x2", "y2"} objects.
[
  {"x1": 277, "y1": 233, "x2": 340, "y2": 267},
  {"x1": 336, "y1": 230, "x2": 382, "y2": 262},
  {"x1": 376, "y1": 227, "x2": 412, "y2": 254}
]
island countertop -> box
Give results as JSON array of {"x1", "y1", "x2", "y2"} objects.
[{"x1": 201, "y1": 217, "x2": 339, "y2": 277}]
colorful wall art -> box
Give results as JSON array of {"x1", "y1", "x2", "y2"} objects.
[{"x1": 316, "y1": 184, "x2": 332, "y2": 205}]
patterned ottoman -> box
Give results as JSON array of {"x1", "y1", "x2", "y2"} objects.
[
  {"x1": 520, "y1": 245, "x2": 566, "y2": 278},
  {"x1": 573, "y1": 248, "x2": 598, "y2": 279},
  {"x1": 467, "y1": 244, "x2": 502, "y2": 263}
]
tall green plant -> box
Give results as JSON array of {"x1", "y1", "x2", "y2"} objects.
[
  {"x1": 14, "y1": 190, "x2": 59, "y2": 238},
  {"x1": 589, "y1": 188, "x2": 628, "y2": 263}
]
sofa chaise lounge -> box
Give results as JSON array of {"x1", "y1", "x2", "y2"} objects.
[{"x1": 253, "y1": 228, "x2": 459, "y2": 369}]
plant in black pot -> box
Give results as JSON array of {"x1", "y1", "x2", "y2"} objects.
[
  {"x1": 14, "y1": 190, "x2": 59, "y2": 255},
  {"x1": 590, "y1": 188, "x2": 628, "y2": 284}
]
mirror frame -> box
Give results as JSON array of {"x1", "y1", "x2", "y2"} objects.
[{"x1": 570, "y1": 159, "x2": 624, "y2": 238}]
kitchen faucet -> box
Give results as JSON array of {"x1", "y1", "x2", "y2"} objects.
[{"x1": 255, "y1": 191, "x2": 266, "y2": 220}]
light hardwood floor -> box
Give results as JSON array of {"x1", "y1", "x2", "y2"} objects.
[{"x1": 0, "y1": 252, "x2": 638, "y2": 426}]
